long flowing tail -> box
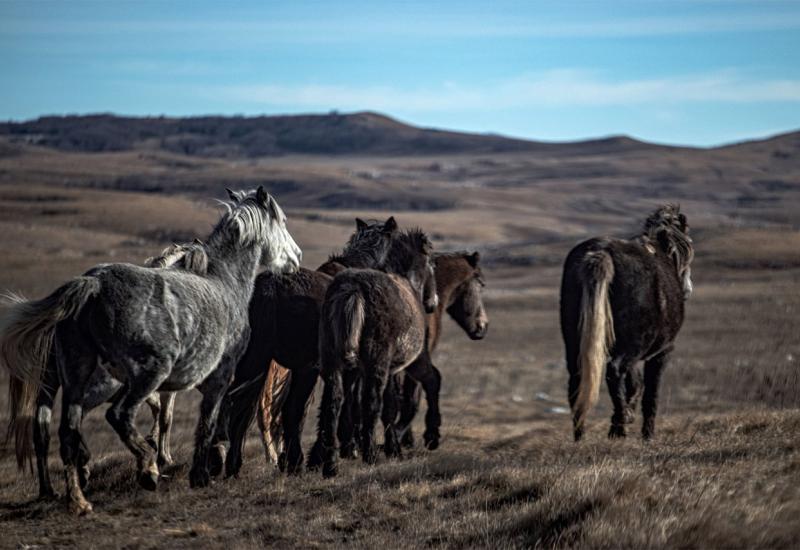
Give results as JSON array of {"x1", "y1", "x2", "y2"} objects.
[
  {"x1": 0, "y1": 277, "x2": 100, "y2": 469},
  {"x1": 329, "y1": 291, "x2": 365, "y2": 368},
  {"x1": 258, "y1": 360, "x2": 291, "y2": 464},
  {"x1": 572, "y1": 251, "x2": 615, "y2": 436}
]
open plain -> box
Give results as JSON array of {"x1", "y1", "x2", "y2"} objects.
[{"x1": 0, "y1": 114, "x2": 799, "y2": 548}]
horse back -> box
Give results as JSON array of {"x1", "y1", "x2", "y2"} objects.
[
  {"x1": 250, "y1": 267, "x2": 332, "y2": 366},
  {"x1": 562, "y1": 237, "x2": 685, "y2": 360},
  {"x1": 323, "y1": 269, "x2": 427, "y2": 369}
]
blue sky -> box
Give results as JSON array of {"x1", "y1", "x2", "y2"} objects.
[{"x1": 1, "y1": 1, "x2": 799, "y2": 146}]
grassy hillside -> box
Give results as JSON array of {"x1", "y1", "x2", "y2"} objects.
[{"x1": 0, "y1": 117, "x2": 799, "y2": 547}]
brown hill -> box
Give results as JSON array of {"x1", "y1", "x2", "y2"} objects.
[{"x1": 0, "y1": 111, "x2": 664, "y2": 158}]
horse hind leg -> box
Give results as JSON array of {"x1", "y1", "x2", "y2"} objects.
[
  {"x1": 337, "y1": 369, "x2": 360, "y2": 460},
  {"x1": 105, "y1": 366, "x2": 168, "y2": 492},
  {"x1": 360, "y1": 365, "x2": 389, "y2": 465},
  {"x1": 624, "y1": 365, "x2": 643, "y2": 425},
  {"x1": 606, "y1": 356, "x2": 636, "y2": 438},
  {"x1": 54, "y1": 330, "x2": 96, "y2": 515},
  {"x1": 642, "y1": 351, "x2": 669, "y2": 440},
  {"x1": 34, "y1": 353, "x2": 60, "y2": 500},
  {"x1": 381, "y1": 374, "x2": 402, "y2": 459}
]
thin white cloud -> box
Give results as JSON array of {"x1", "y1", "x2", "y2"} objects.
[{"x1": 213, "y1": 70, "x2": 800, "y2": 112}]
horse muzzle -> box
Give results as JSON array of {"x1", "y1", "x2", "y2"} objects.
[{"x1": 469, "y1": 321, "x2": 488, "y2": 340}]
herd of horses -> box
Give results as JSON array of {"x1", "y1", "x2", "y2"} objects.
[{"x1": 0, "y1": 187, "x2": 694, "y2": 514}]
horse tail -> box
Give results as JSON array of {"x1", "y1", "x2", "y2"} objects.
[
  {"x1": 259, "y1": 360, "x2": 291, "y2": 464},
  {"x1": 572, "y1": 251, "x2": 615, "y2": 436},
  {"x1": 1, "y1": 277, "x2": 100, "y2": 469},
  {"x1": 330, "y1": 290, "x2": 365, "y2": 368}
]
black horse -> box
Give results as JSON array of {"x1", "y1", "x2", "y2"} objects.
[
  {"x1": 217, "y1": 217, "x2": 398, "y2": 477},
  {"x1": 560, "y1": 205, "x2": 694, "y2": 441}
]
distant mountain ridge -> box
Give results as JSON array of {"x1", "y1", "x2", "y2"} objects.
[{"x1": 0, "y1": 111, "x2": 665, "y2": 158}]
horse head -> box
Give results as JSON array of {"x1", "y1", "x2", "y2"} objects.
[
  {"x1": 645, "y1": 204, "x2": 694, "y2": 299},
  {"x1": 221, "y1": 186, "x2": 302, "y2": 274},
  {"x1": 445, "y1": 251, "x2": 489, "y2": 339},
  {"x1": 387, "y1": 228, "x2": 438, "y2": 314}
]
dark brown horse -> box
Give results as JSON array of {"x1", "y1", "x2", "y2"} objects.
[
  {"x1": 339, "y1": 251, "x2": 489, "y2": 457},
  {"x1": 560, "y1": 204, "x2": 693, "y2": 441},
  {"x1": 312, "y1": 228, "x2": 437, "y2": 477},
  {"x1": 215, "y1": 217, "x2": 399, "y2": 477},
  {"x1": 259, "y1": 251, "x2": 488, "y2": 462},
  {"x1": 394, "y1": 251, "x2": 488, "y2": 450}
]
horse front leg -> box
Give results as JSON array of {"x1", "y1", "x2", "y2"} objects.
[
  {"x1": 144, "y1": 392, "x2": 161, "y2": 452},
  {"x1": 642, "y1": 351, "x2": 669, "y2": 440},
  {"x1": 278, "y1": 366, "x2": 317, "y2": 475},
  {"x1": 190, "y1": 366, "x2": 233, "y2": 489},
  {"x1": 158, "y1": 392, "x2": 176, "y2": 466},
  {"x1": 399, "y1": 373, "x2": 422, "y2": 448},
  {"x1": 401, "y1": 355, "x2": 442, "y2": 450}
]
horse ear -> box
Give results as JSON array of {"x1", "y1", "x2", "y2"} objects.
[
  {"x1": 193, "y1": 238, "x2": 203, "y2": 245},
  {"x1": 226, "y1": 188, "x2": 238, "y2": 202},
  {"x1": 384, "y1": 216, "x2": 398, "y2": 234},
  {"x1": 356, "y1": 218, "x2": 368, "y2": 231},
  {"x1": 420, "y1": 235, "x2": 433, "y2": 255},
  {"x1": 678, "y1": 213, "x2": 688, "y2": 232},
  {"x1": 256, "y1": 185, "x2": 269, "y2": 206},
  {"x1": 467, "y1": 251, "x2": 480, "y2": 267}
]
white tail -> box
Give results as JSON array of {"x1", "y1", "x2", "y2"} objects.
[{"x1": 572, "y1": 251, "x2": 615, "y2": 435}]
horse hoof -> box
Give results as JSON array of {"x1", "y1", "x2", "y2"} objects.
[
  {"x1": 189, "y1": 469, "x2": 210, "y2": 489},
  {"x1": 38, "y1": 490, "x2": 59, "y2": 502},
  {"x1": 362, "y1": 449, "x2": 378, "y2": 465},
  {"x1": 400, "y1": 432, "x2": 415, "y2": 449},
  {"x1": 79, "y1": 465, "x2": 91, "y2": 490},
  {"x1": 608, "y1": 425, "x2": 627, "y2": 439},
  {"x1": 322, "y1": 463, "x2": 338, "y2": 478},
  {"x1": 423, "y1": 431, "x2": 440, "y2": 451},
  {"x1": 339, "y1": 445, "x2": 358, "y2": 460},
  {"x1": 139, "y1": 470, "x2": 159, "y2": 491},
  {"x1": 208, "y1": 452, "x2": 225, "y2": 477},
  {"x1": 623, "y1": 409, "x2": 636, "y2": 425},
  {"x1": 286, "y1": 462, "x2": 304, "y2": 476},
  {"x1": 68, "y1": 498, "x2": 93, "y2": 516},
  {"x1": 157, "y1": 454, "x2": 174, "y2": 468}
]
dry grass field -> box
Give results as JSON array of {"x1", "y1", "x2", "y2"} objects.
[{"x1": 0, "y1": 119, "x2": 799, "y2": 548}]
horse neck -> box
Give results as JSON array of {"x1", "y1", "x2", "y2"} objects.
[{"x1": 205, "y1": 239, "x2": 262, "y2": 303}]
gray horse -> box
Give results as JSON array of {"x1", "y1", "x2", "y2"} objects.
[
  {"x1": 1, "y1": 187, "x2": 301, "y2": 514},
  {"x1": 25, "y1": 240, "x2": 209, "y2": 501}
]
